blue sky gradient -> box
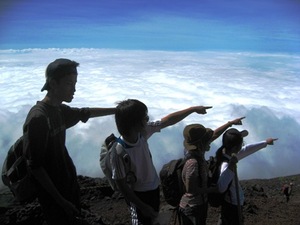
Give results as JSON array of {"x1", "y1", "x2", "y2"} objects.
[{"x1": 1, "y1": 0, "x2": 299, "y2": 52}]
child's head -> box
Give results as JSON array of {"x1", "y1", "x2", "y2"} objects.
[
  {"x1": 115, "y1": 99, "x2": 148, "y2": 136},
  {"x1": 183, "y1": 124, "x2": 213, "y2": 152},
  {"x1": 222, "y1": 128, "x2": 248, "y2": 154},
  {"x1": 41, "y1": 58, "x2": 79, "y2": 92}
]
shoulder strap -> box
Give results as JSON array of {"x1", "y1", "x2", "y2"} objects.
[
  {"x1": 114, "y1": 138, "x2": 137, "y2": 185},
  {"x1": 116, "y1": 138, "x2": 134, "y2": 149},
  {"x1": 6, "y1": 138, "x2": 24, "y2": 177},
  {"x1": 31, "y1": 103, "x2": 51, "y2": 130},
  {"x1": 23, "y1": 103, "x2": 51, "y2": 165},
  {"x1": 114, "y1": 138, "x2": 132, "y2": 172}
]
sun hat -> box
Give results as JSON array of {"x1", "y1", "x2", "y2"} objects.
[
  {"x1": 41, "y1": 58, "x2": 79, "y2": 92},
  {"x1": 183, "y1": 124, "x2": 214, "y2": 151}
]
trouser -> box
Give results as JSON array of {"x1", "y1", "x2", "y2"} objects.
[
  {"x1": 40, "y1": 201, "x2": 89, "y2": 225},
  {"x1": 38, "y1": 192, "x2": 88, "y2": 225},
  {"x1": 221, "y1": 201, "x2": 243, "y2": 225},
  {"x1": 127, "y1": 187, "x2": 160, "y2": 225},
  {"x1": 179, "y1": 203, "x2": 208, "y2": 225}
]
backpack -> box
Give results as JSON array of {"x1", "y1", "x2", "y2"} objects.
[
  {"x1": 159, "y1": 154, "x2": 201, "y2": 208},
  {"x1": 207, "y1": 156, "x2": 231, "y2": 207},
  {"x1": 1, "y1": 137, "x2": 38, "y2": 203},
  {"x1": 100, "y1": 133, "x2": 136, "y2": 191},
  {"x1": 159, "y1": 158, "x2": 186, "y2": 207},
  {"x1": 1, "y1": 105, "x2": 50, "y2": 204}
]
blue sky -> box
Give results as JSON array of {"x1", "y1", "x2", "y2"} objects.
[{"x1": 0, "y1": 0, "x2": 299, "y2": 52}]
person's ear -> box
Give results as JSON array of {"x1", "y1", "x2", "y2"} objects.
[{"x1": 49, "y1": 79, "x2": 58, "y2": 90}]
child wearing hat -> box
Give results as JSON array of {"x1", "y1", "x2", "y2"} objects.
[
  {"x1": 217, "y1": 128, "x2": 277, "y2": 225},
  {"x1": 179, "y1": 117, "x2": 245, "y2": 225}
]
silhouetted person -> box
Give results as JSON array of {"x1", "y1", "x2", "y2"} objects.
[
  {"x1": 217, "y1": 128, "x2": 277, "y2": 225},
  {"x1": 282, "y1": 182, "x2": 293, "y2": 202},
  {"x1": 179, "y1": 117, "x2": 245, "y2": 225},
  {"x1": 111, "y1": 99, "x2": 211, "y2": 225},
  {"x1": 23, "y1": 58, "x2": 115, "y2": 225}
]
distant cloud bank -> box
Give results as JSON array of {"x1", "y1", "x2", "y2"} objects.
[{"x1": 0, "y1": 49, "x2": 299, "y2": 188}]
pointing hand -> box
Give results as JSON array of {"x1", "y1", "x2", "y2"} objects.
[{"x1": 194, "y1": 106, "x2": 212, "y2": 114}]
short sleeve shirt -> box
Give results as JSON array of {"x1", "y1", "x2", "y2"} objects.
[
  {"x1": 180, "y1": 156, "x2": 208, "y2": 207},
  {"x1": 111, "y1": 121, "x2": 161, "y2": 192},
  {"x1": 23, "y1": 101, "x2": 90, "y2": 206}
]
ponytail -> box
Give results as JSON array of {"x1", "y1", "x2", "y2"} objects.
[{"x1": 215, "y1": 145, "x2": 224, "y2": 163}]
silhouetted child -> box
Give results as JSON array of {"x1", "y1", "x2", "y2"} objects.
[
  {"x1": 110, "y1": 99, "x2": 212, "y2": 225},
  {"x1": 217, "y1": 128, "x2": 277, "y2": 225},
  {"x1": 179, "y1": 117, "x2": 245, "y2": 225},
  {"x1": 282, "y1": 182, "x2": 293, "y2": 202}
]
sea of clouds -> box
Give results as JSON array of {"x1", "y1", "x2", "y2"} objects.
[{"x1": 0, "y1": 48, "x2": 299, "y2": 187}]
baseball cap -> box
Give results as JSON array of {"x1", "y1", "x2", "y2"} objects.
[{"x1": 41, "y1": 58, "x2": 79, "y2": 92}]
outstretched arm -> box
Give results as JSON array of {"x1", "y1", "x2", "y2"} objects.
[
  {"x1": 160, "y1": 106, "x2": 212, "y2": 129},
  {"x1": 89, "y1": 107, "x2": 116, "y2": 118},
  {"x1": 211, "y1": 117, "x2": 245, "y2": 142},
  {"x1": 237, "y1": 138, "x2": 278, "y2": 160}
]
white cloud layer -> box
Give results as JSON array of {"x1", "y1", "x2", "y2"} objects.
[{"x1": 0, "y1": 48, "x2": 299, "y2": 187}]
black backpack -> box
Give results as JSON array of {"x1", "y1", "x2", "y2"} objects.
[
  {"x1": 1, "y1": 137, "x2": 38, "y2": 203},
  {"x1": 159, "y1": 154, "x2": 200, "y2": 207},
  {"x1": 2, "y1": 105, "x2": 50, "y2": 204},
  {"x1": 159, "y1": 158, "x2": 186, "y2": 207},
  {"x1": 207, "y1": 156, "x2": 231, "y2": 207}
]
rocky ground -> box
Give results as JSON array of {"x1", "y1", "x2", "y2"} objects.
[{"x1": 0, "y1": 174, "x2": 299, "y2": 225}]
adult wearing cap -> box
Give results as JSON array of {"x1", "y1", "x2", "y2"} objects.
[
  {"x1": 179, "y1": 117, "x2": 245, "y2": 225},
  {"x1": 23, "y1": 59, "x2": 116, "y2": 225},
  {"x1": 217, "y1": 128, "x2": 278, "y2": 225}
]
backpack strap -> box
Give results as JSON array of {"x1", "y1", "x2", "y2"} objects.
[
  {"x1": 7, "y1": 156, "x2": 25, "y2": 178},
  {"x1": 117, "y1": 138, "x2": 134, "y2": 149},
  {"x1": 115, "y1": 138, "x2": 137, "y2": 185},
  {"x1": 29, "y1": 103, "x2": 51, "y2": 130},
  {"x1": 24, "y1": 103, "x2": 52, "y2": 168}
]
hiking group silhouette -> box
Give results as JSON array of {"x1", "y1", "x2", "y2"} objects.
[{"x1": 2, "y1": 59, "x2": 278, "y2": 225}]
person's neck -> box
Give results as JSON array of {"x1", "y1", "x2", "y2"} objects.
[
  {"x1": 42, "y1": 95, "x2": 62, "y2": 107},
  {"x1": 123, "y1": 132, "x2": 139, "y2": 144},
  {"x1": 187, "y1": 149, "x2": 205, "y2": 159}
]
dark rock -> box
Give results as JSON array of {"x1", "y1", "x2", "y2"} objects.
[{"x1": 1, "y1": 174, "x2": 299, "y2": 225}]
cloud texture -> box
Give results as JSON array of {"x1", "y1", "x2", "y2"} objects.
[{"x1": 0, "y1": 49, "x2": 299, "y2": 188}]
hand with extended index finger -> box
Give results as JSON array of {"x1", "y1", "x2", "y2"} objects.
[
  {"x1": 230, "y1": 116, "x2": 246, "y2": 125},
  {"x1": 266, "y1": 138, "x2": 278, "y2": 145},
  {"x1": 194, "y1": 106, "x2": 212, "y2": 114}
]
